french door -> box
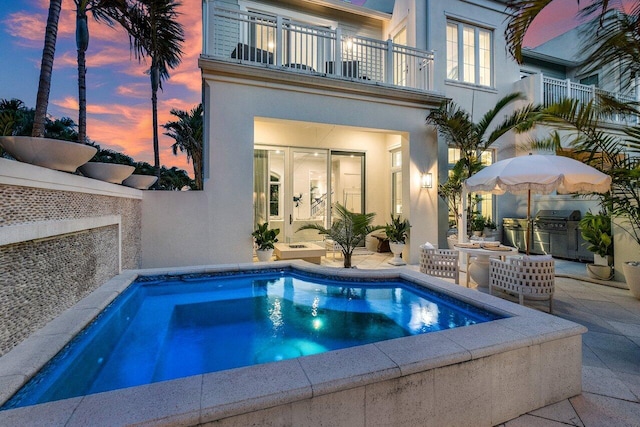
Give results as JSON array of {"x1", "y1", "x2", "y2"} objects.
[{"x1": 254, "y1": 146, "x2": 364, "y2": 243}]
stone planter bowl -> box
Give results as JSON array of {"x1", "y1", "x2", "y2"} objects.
[
  {"x1": 79, "y1": 162, "x2": 135, "y2": 184},
  {"x1": 123, "y1": 174, "x2": 158, "y2": 190},
  {"x1": 0, "y1": 136, "x2": 97, "y2": 172}
]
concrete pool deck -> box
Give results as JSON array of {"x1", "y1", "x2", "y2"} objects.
[
  {"x1": 325, "y1": 252, "x2": 640, "y2": 426},
  {"x1": 0, "y1": 260, "x2": 586, "y2": 426}
]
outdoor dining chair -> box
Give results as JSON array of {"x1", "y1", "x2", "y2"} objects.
[
  {"x1": 419, "y1": 247, "x2": 460, "y2": 284},
  {"x1": 489, "y1": 255, "x2": 555, "y2": 313}
]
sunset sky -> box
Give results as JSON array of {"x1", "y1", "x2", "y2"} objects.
[{"x1": 0, "y1": 0, "x2": 607, "y2": 175}]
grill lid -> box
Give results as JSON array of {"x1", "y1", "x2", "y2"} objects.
[{"x1": 535, "y1": 210, "x2": 581, "y2": 221}]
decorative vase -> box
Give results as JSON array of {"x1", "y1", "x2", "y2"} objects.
[
  {"x1": 79, "y1": 162, "x2": 135, "y2": 184},
  {"x1": 586, "y1": 264, "x2": 614, "y2": 281},
  {"x1": 622, "y1": 262, "x2": 640, "y2": 299},
  {"x1": 0, "y1": 136, "x2": 97, "y2": 172},
  {"x1": 122, "y1": 174, "x2": 158, "y2": 189},
  {"x1": 594, "y1": 254, "x2": 612, "y2": 266},
  {"x1": 388, "y1": 242, "x2": 406, "y2": 266},
  {"x1": 256, "y1": 248, "x2": 274, "y2": 262}
]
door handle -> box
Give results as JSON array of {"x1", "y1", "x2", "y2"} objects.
[{"x1": 290, "y1": 214, "x2": 293, "y2": 225}]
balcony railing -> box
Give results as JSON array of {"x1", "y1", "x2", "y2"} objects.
[
  {"x1": 542, "y1": 75, "x2": 638, "y2": 125},
  {"x1": 203, "y1": 5, "x2": 435, "y2": 92}
]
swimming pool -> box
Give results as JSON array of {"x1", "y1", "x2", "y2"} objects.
[
  {"x1": 0, "y1": 262, "x2": 586, "y2": 426},
  {"x1": 3, "y1": 268, "x2": 502, "y2": 408}
]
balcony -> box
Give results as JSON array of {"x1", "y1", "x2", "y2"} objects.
[
  {"x1": 517, "y1": 73, "x2": 638, "y2": 125},
  {"x1": 202, "y1": 5, "x2": 435, "y2": 92}
]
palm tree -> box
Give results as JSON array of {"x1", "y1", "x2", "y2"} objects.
[
  {"x1": 529, "y1": 98, "x2": 640, "y2": 247},
  {"x1": 32, "y1": 0, "x2": 63, "y2": 138},
  {"x1": 74, "y1": 0, "x2": 127, "y2": 143},
  {"x1": 122, "y1": 0, "x2": 184, "y2": 181},
  {"x1": 298, "y1": 203, "x2": 384, "y2": 268},
  {"x1": 505, "y1": 0, "x2": 640, "y2": 246},
  {"x1": 426, "y1": 93, "x2": 539, "y2": 236},
  {"x1": 504, "y1": 1, "x2": 630, "y2": 64},
  {"x1": 162, "y1": 103, "x2": 203, "y2": 189}
]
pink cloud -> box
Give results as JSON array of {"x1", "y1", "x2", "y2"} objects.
[
  {"x1": 56, "y1": 45, "x2": 136, "y2": 68},
  {"x1": 51, "y1": 96, "x2": 195, "y2": 173},
  {"x1": 117, "y1": 83, "x2": 149, "y2": 98}
]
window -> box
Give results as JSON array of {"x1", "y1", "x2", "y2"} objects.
[
  {"x1": 446, "y1": 20, "x2": 493, "y2": 87},
  {"x1": 447, "y1": 148, "x2": 494, "y2": 225},
  {"x1": 580, "y1": 74, "x2": 599, "y2": 87},
  {"x1": 391, "y1": 149, "x2": 402, "y2": 215},
  {"x1": 269, "y1": 174, "x2": 281, "y2": 218}
]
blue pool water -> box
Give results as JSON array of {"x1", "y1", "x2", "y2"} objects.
[{"x1": 2, "y1": 269, "x2": 504, "y2": 409}]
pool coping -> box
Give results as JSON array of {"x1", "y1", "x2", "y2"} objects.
[{"x1": 0, "y1": 260, "x2": 587, "y2": 426}]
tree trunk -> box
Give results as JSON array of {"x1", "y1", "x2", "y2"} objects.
[
  {"x1": 343, "y1": 251, "x2": 352, "y2": 268},
  {"x1": 76, "y1": 13, "x2": 89, "y2": 144},
  {"x1": 32, "y1": 0, "x2": 63, "y2": 138},
  {"x1": 193, "y1": 152, "x2": 202, "y2": 190},
  {"x1": 150, "y1": 64, "x2": 160, "y2": 184}
]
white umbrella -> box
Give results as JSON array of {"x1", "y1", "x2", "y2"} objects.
[{"x1": 463, "y1": 153, "x2": 612, "y2": 254}]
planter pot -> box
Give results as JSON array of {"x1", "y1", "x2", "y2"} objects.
[
  {"x1": 123, "y1": 174, "x2": 158, "y2": 190},
  {"x1": 0, "y1": 136, "x2": 97, "y2": 172},
  {"x1": 79, "y1": 162, "x2": 135, "y2": 184},
  {"x1": 593, "y1": 254, "x2": 613, "y2": 266},
  {"x1": 472, "y1": 231, "x2": 483, "y2": 237},
  {"x1": 255, "y1": 248, "x2": 274, "y2": 262},
  {"x1": 586, "y1": 264, "x2": 614, "y2": 281},
  {"x1": 623, "y1": 262, "x2": 640, "y2": 299},
  {"x1": 447, "y1": 235, "x2": 458, "y2": 250},
  {"x1": 388, "y1": 242, "x2": 405, "y2": 266}
]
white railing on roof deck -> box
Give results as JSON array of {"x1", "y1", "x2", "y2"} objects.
[
  {"x1": 542, "y1": 75, "x2": 638, "y2": 125},
  {"x1": 203, "y1": 5, "x2": 435, "y2": 92}
]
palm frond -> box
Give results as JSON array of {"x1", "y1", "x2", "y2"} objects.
[{"x1": 504, "y1": 0, "x2": 555, "y2": 63}]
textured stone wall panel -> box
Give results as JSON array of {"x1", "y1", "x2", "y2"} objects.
[
  {"x1": 0, "y1": 185, "x2": 141, "y2": 269},
  {"x1": 0, "y1": 184, "x2": 141, "y2": 355},
  {"x1": 0, "y1": 226, "x2": 119, "y2": 355}
]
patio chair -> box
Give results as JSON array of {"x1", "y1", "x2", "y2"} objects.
[
  {"x1": 419, "y1": 247, "x2": 460, "y2": 284},
  {"x1": 489, "y1": 256, "x2": 555, "y2": 313}
]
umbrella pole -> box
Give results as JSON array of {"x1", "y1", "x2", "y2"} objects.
[{"x1": 526, "y1": 189, "x2": 531, "y2": 256}]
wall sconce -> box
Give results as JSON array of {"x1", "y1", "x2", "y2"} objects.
[{"x1": 421, "y1": 173, "x2": 433, "y2": 189}]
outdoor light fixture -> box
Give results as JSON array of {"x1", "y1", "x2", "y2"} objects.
[{"x1": 421, "y1": 173, "x2": 433, "y2": 189}]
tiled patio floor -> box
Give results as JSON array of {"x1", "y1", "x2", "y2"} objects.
[{"x1": 320, "y1": 251, "x2": 640, "y2": 427}]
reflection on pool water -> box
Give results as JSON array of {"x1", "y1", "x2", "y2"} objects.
[{"x1": 3, "y1": 269, "x2": 504, "y2": 409}]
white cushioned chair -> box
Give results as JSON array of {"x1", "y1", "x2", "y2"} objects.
[
  {"x1": 489, "y1": 255, "x2": 555, "y2": 313},
  {"x1": 419, "y1": 247, "x2": 460, "y2": 284}
]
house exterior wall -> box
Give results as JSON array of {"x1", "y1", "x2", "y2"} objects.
[
  {"x1": 0, "y1": 159, "x2": 142, "y2": 356},
  {"x1": 141, "y1": 60, "x2": 445, "y2": 268}
]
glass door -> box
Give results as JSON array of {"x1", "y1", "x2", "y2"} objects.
[
  {"x1": 330, "y1": 151, "x2": 365, "y2": 215},
  {"x1": 291, "y1": 149, "x2": 328, "y2": 242},
  {"x1": 254, "y1": 147, "x2": 329, "y2": 243}
]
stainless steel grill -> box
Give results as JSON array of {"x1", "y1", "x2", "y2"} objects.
[
  {"x1": 502, "y1": 210, "x2": 586, "y2": 259},
  {"x1": 502, "y1": 218, "x2": 530, "y2": 253},
  {"x1": 533, "y1": 210, "x2": 580, "y2": 259}
]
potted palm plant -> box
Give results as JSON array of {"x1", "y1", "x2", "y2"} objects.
[
  {"x1": 252, "y1": 223, "x2": 280, "y2": 262},
  {"x1": 298, "y1": 203, "x2": 383, "y2": 268},
  {"x1": 580, "y1": 211, "x2": 614, "y2": 280},
  {"x1": 385, "y1": 215, "x2": 411, "y2": 266}
]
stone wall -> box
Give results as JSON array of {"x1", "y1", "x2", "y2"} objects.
[
  {"x1": 0, "y1": 160, "x2": 142, "y2": 355},
  {"x1": 0, "y1": 226, "x2": 119, "y2": 354},
  {"x1": 0, "y1": 185, "x2": 141, "y2": 269}
]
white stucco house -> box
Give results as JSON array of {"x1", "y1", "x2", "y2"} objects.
[{"x1": 140, "y1": 0, "x2": 637, "y2": 273}]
